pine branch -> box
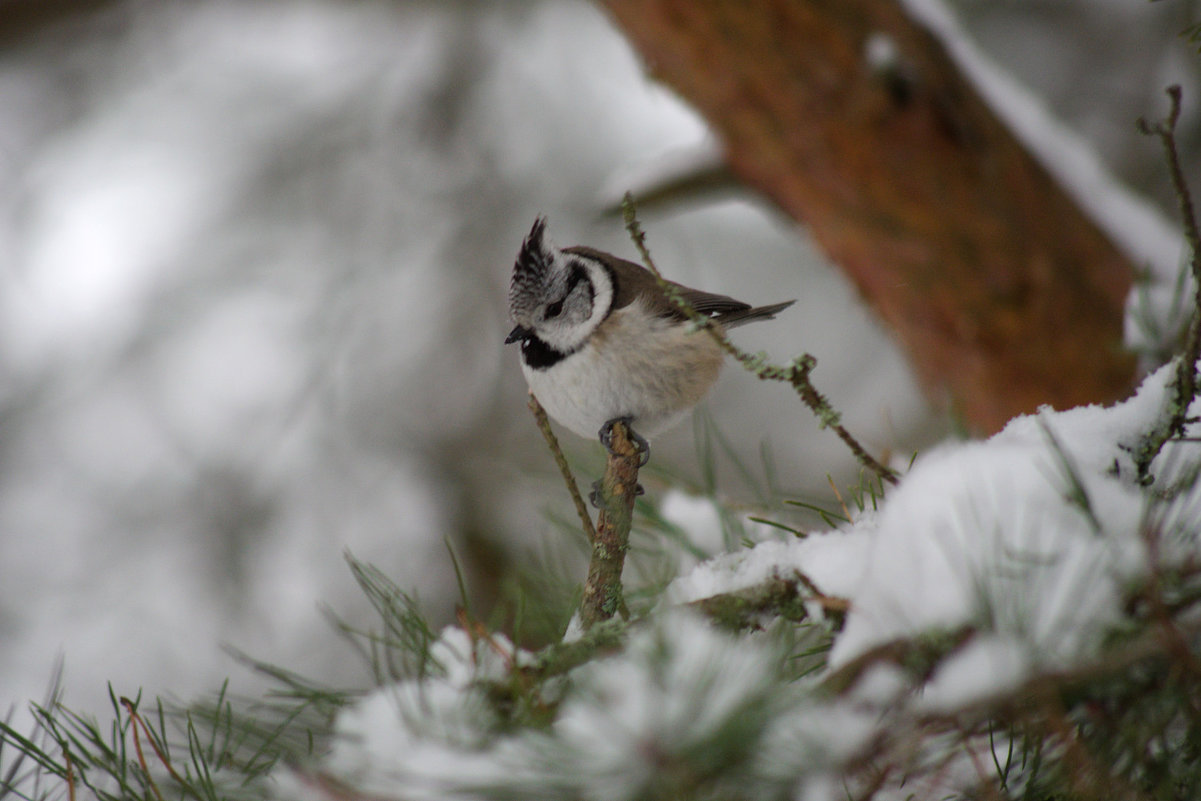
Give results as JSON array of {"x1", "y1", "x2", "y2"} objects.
[
  {"x1": 517, "y1": 569, "x2": 845, "y2": 682},
  {"x1": 1134, "y1": 85, "x2": 1201, "y2": 481},
  {"x1": 820, "y1": 625, "x2": 977, "y2": 696},
  {"x1": 119, "y1": 697, "x2": 181, "y2": 801},
  {"x1": 519, "y1": 616, "x2": 630, "y2": 680},
  {"x1": 525, "y1": 394, "x2": 635, "y2": 629},
  {"x1": 579, "y1": 420, "x2": 640, "y2": 628},
  {"x1": 621, "y1": 193, "x2": 899, "y2": 486},
  {"x1": 686, "y1": 574, "x2": 810, "y2": 630}
]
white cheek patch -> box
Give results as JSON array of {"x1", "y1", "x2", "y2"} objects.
[
  {"x1": 537, "y1": 258, "x2": 614, "y2": 354},
  {"x1": 582, "y1": 260, "x2": 613, "y2": 331}
]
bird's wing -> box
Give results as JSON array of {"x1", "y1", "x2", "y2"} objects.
[{"x1": 563, "y1": 246, "x2": 753, "y2": 321}]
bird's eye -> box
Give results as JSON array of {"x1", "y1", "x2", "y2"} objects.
[{"x1": 545, "y1": 299, "x2": 564, "y2": 318}]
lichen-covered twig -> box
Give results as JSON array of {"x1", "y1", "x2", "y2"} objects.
[
  {"x1": 1134, "y1": 86, "x2": 1201, "y2": 481},
  {"x1": 527, "y1": 394, "x2": 635, "y2": 627},
  {"x1": 579, "y1": 420, "x2": 640, "y2": 628},
  {"x1": 527, "y1": 393, "x2": 597, "y2": 543},
  {"x1": 520, "y1": 571, "x2": 844, "y2": 680},
  {"x1": 686, "y1": 572, "x2": 842, "y2": 631},
  {"x1": 621, "y1": 193, "x2": 899, "y2": 486}
]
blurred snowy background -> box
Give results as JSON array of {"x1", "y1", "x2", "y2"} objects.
[{"x1": 0, "y1": 0, "x2": 1196, "y2": 723}]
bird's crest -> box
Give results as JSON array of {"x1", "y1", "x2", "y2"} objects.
[{"x1": 509, "y1": 216, "x2": 554, "y2": 321}]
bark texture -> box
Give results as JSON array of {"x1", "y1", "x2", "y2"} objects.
[
  {"x1": 599, "y1": 0, "x2": 1137, "y2": 433},
  {"x1": 579, "y1": 421, "x2": 640, "y2": 629}
]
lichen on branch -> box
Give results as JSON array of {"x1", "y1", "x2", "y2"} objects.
[{"x1": 621, "y1": 193, "x2": 899, "y2": 486}]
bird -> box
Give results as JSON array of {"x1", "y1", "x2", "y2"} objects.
[{"x1": 506, "y1": 216, "x2": 794, "y2": 464}]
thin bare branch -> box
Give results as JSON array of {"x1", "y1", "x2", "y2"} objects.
[
  {"x1": 527, "y1": 393, "x2": 597, "y2": 543},
  {"x1": 1135, "y1": 86, "x2": 1201, "y2": 480},
  {"x1": 621, "y1": 193, "x2": 899, "y2": 485}
]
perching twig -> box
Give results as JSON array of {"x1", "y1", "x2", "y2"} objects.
[
  {"x1": 621, "y1": 193, "x2": 899, "y2": 485},
  {"x1": 579, "y1": 420, "x2": 640, "y2": 628},
  {"x1": 527, "y1": 395, "x2": 636, "y2": 628},
  {"x1": 1134, "y1": 86, "x2": 1201, "y2": 481},
  {"x1": 527, "y1": 393, "x2": 597, "y2": 543}
]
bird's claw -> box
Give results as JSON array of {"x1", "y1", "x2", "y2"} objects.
[{"x1": 598, "y1": 417, "x2": 651, "y2": 467}]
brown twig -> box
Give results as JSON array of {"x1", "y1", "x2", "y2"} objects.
[
  {"x1": 527, "y1": 393, "x2": 597, "y2": 543},
  {"x1": 1135, "y1": 85, "x2": 1201, "y2": 481},
  {"x1": 579, "y1": 421, "x2": 640, "y2": 628},
  {"x1": 827, "y1": 474, "x2": 853, "y2": 521},
  {"x1": 621, "y1": 193, "x2": 899, "y2": 486},
  {"x1": 1135, "y1": 519, "x2": 1201, "y2": 680},
  {"x1": 65, "y1": 751, "x2": 76, "y2": 801},
  {"x1": 120, "y1": 697, "x2": 175, "y2": 801}
]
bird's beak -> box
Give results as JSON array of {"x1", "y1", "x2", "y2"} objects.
[{"x1": 505, "y1": 325, "x2": 531, "y2": 345}]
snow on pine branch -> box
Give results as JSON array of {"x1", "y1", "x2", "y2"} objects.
[{"x1": 276, "y1": 359, "x2": 1200, "y2": 801}]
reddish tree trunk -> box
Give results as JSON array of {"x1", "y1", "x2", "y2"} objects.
[{"x1": 599, "y1": 0, "x2": 1136, "y2": 433}]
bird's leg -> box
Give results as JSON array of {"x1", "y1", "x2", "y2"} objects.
[
  {"x1": 592, "y1": 418, "x2": 648, "y2": 508},
  {"x1": 598, "y1": 417, "x2": 651, "y2": 467}
]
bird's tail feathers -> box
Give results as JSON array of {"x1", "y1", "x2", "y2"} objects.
[{"x1": 718, "y1": 299, "x2": 795, "y2": 328}]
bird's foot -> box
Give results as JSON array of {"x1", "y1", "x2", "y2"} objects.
[{"x1": 598, "y1": 417, "x2": 651, "y2": 467}]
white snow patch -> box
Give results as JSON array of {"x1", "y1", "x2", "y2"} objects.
[
  {"x1": 544, "y1": 611, "x2": 782, "y2": 800},
  {"x1": 915, "y1": 634, "x2": 1032, "y2": 713},
  {"x1": 324, "y1": 627, "x2": 532, "y2": 798},
  {"x1": 845, "y1": 663, "x2": 910, "y2": 707},
  {"x1": 658, "y1": 489, "x2": 727, "y2": 554},
  {"x1": 994, "y1": 361, "x2": 1175, "y2": 477},
  {"x1": 669, "y1": 362, "x2": 1195, "y2": 702},
  {"x1": 828, "y1": 434, "x2": 1144, "y2": 669},
  {"x1": 664, "y1": 530, "x2": 873, "y2": 608},
  {"x1": 757, "y1": 699, "x2": 882, "y2": 781}
]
